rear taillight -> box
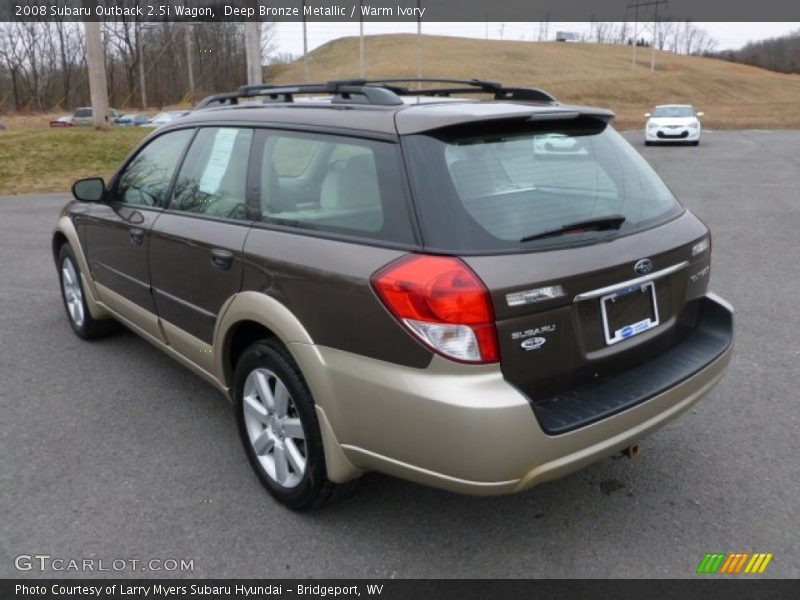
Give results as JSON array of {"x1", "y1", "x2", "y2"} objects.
[{"x1": 370, "y1": 255, "x2": 499, "y2": 363}]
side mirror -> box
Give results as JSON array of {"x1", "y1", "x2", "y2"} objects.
[
  {"x1": 72, "y1": 177, "x2": 106, "y2": 203},
  {"x1": 644, "y1": 112, "x2": 651, "y2": 118},
  {"x1": 697, "y1": 112, "x2": 705, "y2": 118}
]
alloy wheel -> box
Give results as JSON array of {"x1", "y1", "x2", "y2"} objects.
[
  {"x1": 242, "y1": 367, "x2": 307, "y2": 488},
  {"x1": 61, "y1": 257, "x2": 85, "y2": 328}
]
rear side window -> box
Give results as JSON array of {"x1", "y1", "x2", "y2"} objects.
[
  {"x1": 255, "y1": 131, "x2": 415, "y2": 244},
  {"x1": 74, "y1": 108, "x2": 91, "y2": 118},
  {"x1": 404, "y1": 119, "x2": 682, "y2": 252},
  {"x1": 112, "y1": 129, "x2": 194, "y2": 207},
  {"x1": 170, "y1": 127, "x2": 254, "y2": 220}
]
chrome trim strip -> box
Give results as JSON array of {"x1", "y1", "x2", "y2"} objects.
[{"x1": 573, "y1": 261, "x2": 689, "y2": 302}]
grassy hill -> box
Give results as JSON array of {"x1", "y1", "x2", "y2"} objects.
[
  {"x1": 273, "y1": 34, "x2": 800, "y2": 129},
  {"x1": 3, "y1": 34, "x2": 799, "y2": 195}
]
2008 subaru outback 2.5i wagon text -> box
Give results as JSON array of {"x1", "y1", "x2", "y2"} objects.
[{"x1": 54, "y1": 78, "x2": 733, "y2": 510}]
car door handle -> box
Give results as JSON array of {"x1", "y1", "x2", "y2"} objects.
[
  {"x1": 210, "y1": 248, "x2": 234, "y2": 271},
  {"x1": 129, "y1": 228, "x2": 144, "y2": 246}
]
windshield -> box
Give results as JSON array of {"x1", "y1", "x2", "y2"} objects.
[
  {"x1": 652, "y1": 106, "x2": 695, "y2": 118},
  {"x1": 403, "y1": 118, "x2": 682, "y2": 252}
]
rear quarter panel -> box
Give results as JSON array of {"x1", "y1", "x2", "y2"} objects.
[{"x1": 241, "y1": 226, "x2": 433, "y2": 368}]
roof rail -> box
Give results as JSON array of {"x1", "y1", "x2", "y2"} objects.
[
  {"x1": 331, "y1": 78, "x2": 558, "y2": 103},
  {"x1": 194, "y1": 78, "x2": 558, "y2": 110},
  {"x1": 195, "y1": 81, "x2": 404, "y2": 109}
]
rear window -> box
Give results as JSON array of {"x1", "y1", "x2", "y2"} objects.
[
  {"x1": 403, "y1": 118, "x2": 682, "y2": 253},
  {"x1": 74, "y1": 108, "x2": 92, "y2": 118}
]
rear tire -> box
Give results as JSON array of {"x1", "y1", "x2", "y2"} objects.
[
  {"x1": 233, "y1": 338, "x2": 358, "y2": 510},
  {"x1": 57, "y1": 244, "x2": 117, "y2": 340}
]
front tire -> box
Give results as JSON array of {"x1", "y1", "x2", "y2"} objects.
[
  {"x1": 233, "y1": 338, "x2": 357, "y2": 510},
  {"x1": 57, "y1": 244, "x2": 116, "y2": 339}
]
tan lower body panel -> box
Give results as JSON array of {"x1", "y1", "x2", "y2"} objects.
[
  {"x1": 82, "y1": 275, "x2": 734, "y2": 496},
  {"x1": 294, "y1": 340, "x2": 733, "y2": 496},
  {"x1": 93, "y1": 282, "x2": 227, "y2": 395},
  {"x1": 80, "y1": 272, "x2": 110, "y2": 320}
]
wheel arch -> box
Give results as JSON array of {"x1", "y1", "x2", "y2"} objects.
[
  {"x1": 52, "y1": 230, "x2": 69, "y2": 263},
  {"x1": 52, "y1": 216, "x2": 108, "y2": 319},
  {"x1": 214, "y1": 291, "x2": 363, "y2": 483},
  {"x1": 214, "y1": 291, "x2": 315, "y2": 390}
]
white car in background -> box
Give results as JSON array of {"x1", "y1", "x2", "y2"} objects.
[
  {"x1": 645, "y1": 105, "x2": 704, "y2": 146},
  {"x1": 144, "y1": 110, "x2": 191, "y2": 129}
]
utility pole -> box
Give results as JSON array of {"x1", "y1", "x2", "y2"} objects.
[
  {"x1": 244, "y1": 21, "x2": 262, "y2": 86},
  {"x1": 359, "y1": 0, "x2": 365, "y2": 77},
  {"x1": 137, "y1": 22, "x2": 147, "y2": 110},
  {"x1": 651, "y1": 0, "x2": 661, "y2": 70},
  {"x1": 185, "y1": 24, "x2": 195, "y2": 101},
  {"x1": 628, "y1": 0, "x2": 668, "y2": 70},
  {"x1": 84, "y1": 21, "x2": 109, "y2": 129},
  {"x1": 631, "y1": 3, "x2": 638, "y2": 68},
  {"x1": 416, "y1": 0, "x2": 423, "y2": 86},
  {"x1": 302, "y1": 0, "x2": 309, "y2": 82}
]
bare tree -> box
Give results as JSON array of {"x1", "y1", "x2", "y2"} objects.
[
  {"x1": 722, "y1": 29, "x2": 800, "y2": 73},
  {"x1": 595, "y1": 22, "x2": 612, "y2": 44}
]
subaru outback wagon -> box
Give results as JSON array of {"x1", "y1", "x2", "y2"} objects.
[{"x1": 54, "y1": 79, "x2": 733, "y2": 510}]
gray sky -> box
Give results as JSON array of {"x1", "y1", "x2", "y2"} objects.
[{"x1": 269, "y1": 22, "x2": 800, "y2": 58}]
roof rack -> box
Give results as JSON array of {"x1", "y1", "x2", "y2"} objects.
[
  {"x1": 194, "y1": 78, "x2": 558, "y2": 110},
  {"x1": 331, "y1": 78, "x2": 558, "y2": 103},
  {"x1": 195, "y1": 81, "x2": 404, "y2": 109}
]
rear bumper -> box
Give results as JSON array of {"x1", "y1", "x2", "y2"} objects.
[
  {"x1": 294, "y1": 293, "x2": 733, "y2": 495},
  {"x1": 531, "y1": 295, "x2": 733, "y2": 434}
]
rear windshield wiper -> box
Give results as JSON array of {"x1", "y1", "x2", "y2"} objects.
[{"x1": 520, "y1": 215, "x2": 626, "y2": 243}]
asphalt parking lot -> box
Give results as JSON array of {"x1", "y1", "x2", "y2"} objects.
[{"x1": 1, "y1": 130, "x2": 798, "y2": 579}]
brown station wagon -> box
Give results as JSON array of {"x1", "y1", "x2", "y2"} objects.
[{"x1": 53, "y1": 79, "x2": 733, "y2": 510}]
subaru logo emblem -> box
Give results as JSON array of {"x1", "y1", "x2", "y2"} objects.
[
  {"x1": 634, "y1": 259, "x2": 653, "y2": 275},
  {"x1": 520, "y1": 337, "x2": 546, "y2": 351}
]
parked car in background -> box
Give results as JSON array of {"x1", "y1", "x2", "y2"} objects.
[
  {"x1": 73, "y1": 107, "x2": 122, "y2": 126},
  {"x1": 114, "y1": 113, "x2": 150, "y2": 127},
  {"x1": 50, "y1": 115, "x2": 75, "y2": 128},
  {"x1": 0, "y1": 121, "x2": 6, "y2": 130},
  {"x1": 144, "y1": 110, "x2": 191, "y2": 128},
  {"x1": 54, "y1": 78, "x2": 733, "y2": 510},
  {"x1": 645, "y1": 105, "x2": 703, "y2": 146}
]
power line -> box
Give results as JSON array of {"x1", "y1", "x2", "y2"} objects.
[{"x1": 628, "y1": 0, "x2": 668, "y2": 70}]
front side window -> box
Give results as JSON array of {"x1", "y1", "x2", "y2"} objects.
[
  {"x1": 170, "y1": 127, "x2": 254, "y2": 220},
  {"x1": 404, "y1": 118, "x2": 683, "y2": 252},
  {"x1": 112, "y1": 129, "x2": 194, "y2": 207},
  {"x1": 256, "y1": 131, "x2": 415, "y2": 243}
]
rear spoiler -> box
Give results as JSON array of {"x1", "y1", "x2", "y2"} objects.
[{"x1": 395, "y1": 106, "x2": 615, "y2": 135}]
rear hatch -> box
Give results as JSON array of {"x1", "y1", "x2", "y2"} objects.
[
  {"x1": 465, "y1": 212, "x2": 712, "y2": 431},
  {"x1": 403, "y1": 112, "x2": 718, "y2": 433}
]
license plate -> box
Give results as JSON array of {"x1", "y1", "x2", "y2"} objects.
[{"x1": 600, "y1": 281, "x2": 660, "y2": 345}]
